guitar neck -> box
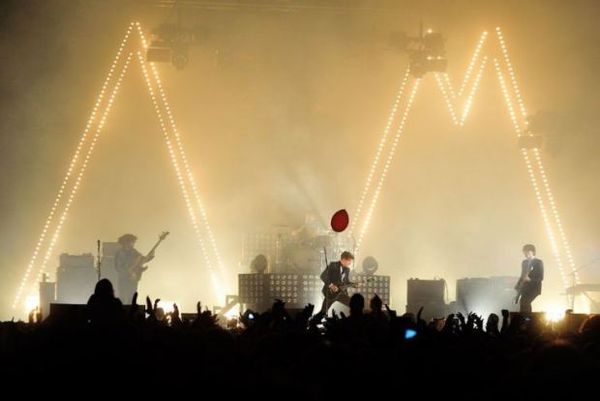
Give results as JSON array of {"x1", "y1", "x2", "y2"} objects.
[{"x1": 146, "y1": 239, "x2": 164, "y2": 256}]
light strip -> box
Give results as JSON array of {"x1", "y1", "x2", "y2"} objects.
[
  {"x1": 433, "y1": 32, "x2": 488, "y2": 126},
  {"x1": 350, "y1": 67, "x2": 411, "y2": 236},
  {"x1": 34, "y1": 53, "x2": 134, "y2": 289},
  {"x1": 443, "y1": 72, "x2": 456, "y2": 102},
  {"x1": 135, "y1": 51, "x2": 225, "y2": 302},
  {"x1": 356, "y1": 78, "x2": 421, "y2": 251},
  {"x1": 458, "y1": 31, "x2": 488, "y2": 98},
  {"x1": 496, "y1": 27, "x2": 579, "y2": 285},
  {"x1": 494, "y1": 58, "x2": 569, "y2": 289},
  {"x1": 12, "y1": 23, "x2": 136, "y2": 308},
  {"x1": 459, "y1": 56, "x2": 487, "y2": 126},
  {"x1": 135, "y1": 23, "x2": 228, "y2": 293},
  {"x1": 435, "y1": 72, "x2": 459, "y2": 125}
]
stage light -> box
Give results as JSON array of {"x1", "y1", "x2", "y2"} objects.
[
  {"x1": 545, "y1": 307, "x2": 566, "y2": 323},
  {"x1": 362, "y1": 256, "x2": 379, "y2": 275},
  {"x1": 434, "y1": 72, "x2": 458, "y2": 125},
  {"x1": 157, "y1": 300, "x2": 177, "y2": 314},
  {"x1": 459, "y1": 56, "x2": 487, "y2": 126},
  {"x1": 25, "y1": 295, "x2": 39, "y2": 314},
  {"x1": 146, "y1": 40, "x2": 171, "y2": 63},
  {"x1": 458, "y1": 31, "x2": 488, "y2": 97}
]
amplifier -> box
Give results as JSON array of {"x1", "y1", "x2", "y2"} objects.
[
  {"x1": 407, "y1": 278, "x2": 446, "y2": 304},
  {"x1": 456, "y1": 276, "x2": 518, "y2": 315},
  {"x1": 56, "y1": 253, "x2": 96, "y2": 304}
]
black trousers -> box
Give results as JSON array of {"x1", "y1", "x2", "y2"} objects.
[
  {"x1": 320, "y1": 292, "x2": 351, "y2": 315},
  {"x1": 519, "y1": 292, "x2": 539, "y2": 313}
]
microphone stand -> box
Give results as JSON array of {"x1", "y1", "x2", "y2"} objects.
[{"x1": 96, "y1": 240, "x2": 102, "y2": 282}]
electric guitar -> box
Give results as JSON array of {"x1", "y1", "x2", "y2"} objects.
[
  {"x1": 128, "y1": 231, "x2": 169, "y2": 282},
  {"x1": 514, "y1": 276, "x2": 529, "y2": 304},
  {"x1": 322, "y1": 276, "x2": 375, "y2": 301}
]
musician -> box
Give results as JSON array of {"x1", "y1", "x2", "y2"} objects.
[
  {"x1": 114, "y1": 234, "x2": 154, "y2": 304},
  {"x1": 515, "y1": 244, "x2": 544, "y2": 313},
  {"x1": 320, "y1": 251, "x2": 354, "y2": 314}
]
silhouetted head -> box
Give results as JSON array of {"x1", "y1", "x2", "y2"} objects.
[
  {"x1": 118, "y1": 233, "x2": 137, "y2": 249},
  {"x1": 370, "y1": 294, "x2": 383, "y2": 312},
  {"x1": 486, "y1": 313, "x2": 500, "y2": 332},
  {"x1": 522, "y1": 244, "x2": 536, "y2": 259},
  {"x1": 94, "y1": 278, "x2": 115, "y2": 298},
  {"x1": 349, "y1": 293, "x2": 365, "y2": 316}
]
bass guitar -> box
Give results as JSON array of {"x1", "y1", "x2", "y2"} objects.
[{"x1": 128, "y1": 231, "x2": 169, "y2": 282}]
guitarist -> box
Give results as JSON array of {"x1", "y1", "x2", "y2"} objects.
[
  {"x1": 114, "y1": 233, "x2": 154, "y2": 304},
  {"x1": 320, "y1": 251, "x2": 354, "y2": 314},
  {"x1": 514, "y1": 244, "x2": 544, "y2": 313}
]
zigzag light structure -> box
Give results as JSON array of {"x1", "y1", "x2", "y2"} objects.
[
  {"x1": 13, "y1": 22, "x2": 227, "y2": 310},
  {"x1": 353, "y1": 28, "x2": 578, "y2": 291}
]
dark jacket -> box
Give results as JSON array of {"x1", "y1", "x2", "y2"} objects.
[
  {"x1": 320, "y1": 261, "x2": 350, "y2": 292},
  {"x1": 516, "y1": 258, "x2": 544, "y2": 296}
]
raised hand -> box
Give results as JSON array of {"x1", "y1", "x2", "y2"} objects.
[
  {"x1": 384, "y1": 304, "x2": 397, "y2": 318},
  {"x1": 417, "y1": 306, "x2": 424, "y2": 322},
  {"x1": 170, "y1": 303, "x2": 182, "y2": 326},
  {"x1": 146, "y1": 296, "x2": 153, "y2": 314},
  {"x1": 457, "y1": 312, "x2": 466, "y2": 327},
  {"x1": 302, "y1": 303, "x2": 315, "y2": 318}
]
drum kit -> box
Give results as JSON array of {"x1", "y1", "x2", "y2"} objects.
[{"x1": 278, "y1": 231, "x2": 355, "y2": 274}]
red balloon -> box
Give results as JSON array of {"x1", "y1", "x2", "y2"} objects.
[{"x1": 331, "y1": 209, "x2": 349, "y2": 232}]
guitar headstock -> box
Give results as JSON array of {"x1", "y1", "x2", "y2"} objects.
[{"x1": 159, "y1": 231, "x2": 170, "y2": 241}]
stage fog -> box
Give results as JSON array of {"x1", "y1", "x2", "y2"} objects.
[{"x1": 1, "y1": 0, "x2": 599, "y2": 319}]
